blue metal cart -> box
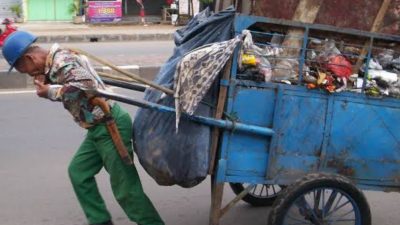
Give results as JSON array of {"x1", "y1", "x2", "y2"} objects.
[{"x1": 99, "y1": 15, "x2": 400, "y2": 225}]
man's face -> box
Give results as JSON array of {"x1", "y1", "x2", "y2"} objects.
[{"x1": 14, "y1": 53, "x2": 44, "y2": 77}]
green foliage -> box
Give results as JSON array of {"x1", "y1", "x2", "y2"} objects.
[
  {"x1": 199, "y1": 0, "x2": 214, "y2": 4},
  {"x1": 10, "y1": 4, "x2": 22, "y2": 18},
  {"x1": 68, "y1": 0, "x2": 80, "y2": 16}
]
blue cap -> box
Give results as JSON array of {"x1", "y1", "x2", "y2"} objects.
[{"x1": 2, "y1": 31, "x2": 38, "y2": 72}]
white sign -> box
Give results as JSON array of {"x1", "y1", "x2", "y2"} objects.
[
  {"x1": 179, "y1": 0, "x2": 189, "y2": 15},
  {"x1": 193, "y1": 0, "x2": 200, "y2": 15},
  {"x1": 178, "y1": 0, "x2": 200, "y2": 15}
]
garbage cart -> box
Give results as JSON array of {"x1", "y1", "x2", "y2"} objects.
[
  {"x1": 96, "y1": 14, "x2": 400, "y2": 225},
  {"x1": 212, "y1": 15, "x2": 400, "y2": 225}
]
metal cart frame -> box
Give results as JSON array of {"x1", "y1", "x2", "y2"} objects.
[{"x1": 99, "y1": 14, "x2": 400, "y2": 225}]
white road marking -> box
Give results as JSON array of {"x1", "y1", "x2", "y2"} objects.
[
  {"x1": 0, "y1": 90, "x2": 36, "y2": 95},
  {"x1": 0, "y1": 86, "x2": 122, "y2": 95}
]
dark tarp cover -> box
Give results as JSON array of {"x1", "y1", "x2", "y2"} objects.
[{"x1": 133, "y1": 7, "x2": 235, "y2": 188}]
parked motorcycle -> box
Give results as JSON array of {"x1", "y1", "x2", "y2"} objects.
[{"x1": 0, "y1": 18, "x2": 18, "y2": 47}]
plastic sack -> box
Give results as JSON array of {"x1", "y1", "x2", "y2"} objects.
[
  {"x1": 391, "y1": 57, "x2": 400, "y2": 70},
  {"x1": 368, "y1": 59, "x2": 383, "y2": 70},
  {"x1": 240, "y1": 30, "x2": 272, "y2": 82},
  {"x1": 376, "y1": 49, "x2": 394, "y2": 69},
  {"x1": 316, "y1": 39, "x2": 341, "y2": 65},
  {"x1": 327, "y1": 55, "x2": 352, "y2": 80},
  {"x1": 133, "y1": 7, "x2": 236, "y2": 188},
  {"x1": 272, "y1": 59, "x2": 299, "y2": 81},
  {"x1": 368, "y1": 69, "x2": 398, "y2": 83},
  {"x1": 389, "y1": 80, "x2": 400, "y2": 97}
]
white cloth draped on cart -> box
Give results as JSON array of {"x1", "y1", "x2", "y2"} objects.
[{"x1": 174, "y1": 36, "x2": 242, "y2": 130}]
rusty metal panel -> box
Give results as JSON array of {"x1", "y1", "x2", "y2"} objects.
[
  {"x1": 254, "y1": 0, "x2": 300, "y2": 20},
  {"x1": 233, "y1": 0, "x2": 400, "y2": 35},
  {"x1": 315, "y1": 0, "x2": 382, "y2": 31}
]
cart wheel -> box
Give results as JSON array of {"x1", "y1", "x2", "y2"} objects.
[
  {"x1": 267, "y1": 173, "x2": 371, "y2": 225},
  {"x1": 229, "y1": 183, "x2": 285, "y2": 207}
]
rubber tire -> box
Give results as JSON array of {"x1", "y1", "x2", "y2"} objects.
[
  {"x1": 267, "y1": 173, "x2": 371, "y2": 225},
  {"x1": 229, "y1": 183, "x2": 284, "y2": 207}
]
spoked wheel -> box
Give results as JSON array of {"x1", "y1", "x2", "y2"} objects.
[
  {"x1": 268, "y1": 173, "x2": 371, "y2": 225},
  {"x1": 229, "y1": 183, "x2": 285, "y2": 206}
]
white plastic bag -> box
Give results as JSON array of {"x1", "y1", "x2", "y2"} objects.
[{"x1": 240, "y1": 30, "x2": 272, "y2": 82}]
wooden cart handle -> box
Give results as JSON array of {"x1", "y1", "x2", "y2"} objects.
[{"x1": 90, "y1": 97, "x2": 133, "y2": 165}]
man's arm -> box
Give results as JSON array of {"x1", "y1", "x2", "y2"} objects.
[
  {"x1": 36, "y1": 65, "x2": 97, "y2": 101},
  {"x1": 34, "y1": 80, "x2": 64, "y2": 101}
]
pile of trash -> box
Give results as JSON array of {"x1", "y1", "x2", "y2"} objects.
[
  {"x1": 237, "y1": 30, "x2": 400, "y2": 98},
  {"x1": 360, "y1": 49, "x2": 400, "y2": 97}
]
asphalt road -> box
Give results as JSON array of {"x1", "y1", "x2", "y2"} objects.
[
  {"x1": 58, "y1": 41, "x2": 176, "y2": 66},
  {"x1": 0, "y1": 40, "x2": 176, "y2": 69},
  {"x1": 0, "y1": 89, "x2": 400, "y2": 225},
  {"x1": 0, "y1": 89, "x2": 262, "y2": 225}
]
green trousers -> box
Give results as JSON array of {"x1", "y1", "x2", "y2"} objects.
[{"x1": 68, "y1": 103, "x2": 164, "y2": 225}]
